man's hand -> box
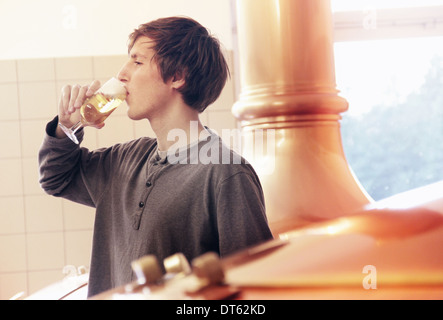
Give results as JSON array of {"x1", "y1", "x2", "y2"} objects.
[{"x1": 55, "y1": 80, "x2": 103, "y2": 138}]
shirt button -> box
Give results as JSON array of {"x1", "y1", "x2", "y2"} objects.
[
  {"x1": 146, "y1": 181, "x2": 152, "y2": 187},
  {"x1": 139, "y1": 201, "x2": 145, "y2": 208}
]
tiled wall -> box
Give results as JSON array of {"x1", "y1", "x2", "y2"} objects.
[{"x1": 0, "y1": 52, "x2": 237, "y2": 299}]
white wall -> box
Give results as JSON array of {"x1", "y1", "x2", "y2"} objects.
[
  {"x1": 0, "y1": 0, "x2": 236, "y2": 300},
  {"x1": 0, "y1": 0, "x2": 233, "y2": 60}
]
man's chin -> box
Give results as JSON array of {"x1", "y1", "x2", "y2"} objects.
[
  {"x1": 127, "y1": 109, "x2": 145, "y2": 121},
  {"x1": 125, "y1": 105, "x2": 135, "y2": 119}
]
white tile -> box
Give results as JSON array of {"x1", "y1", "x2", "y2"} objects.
[
  {"x1": 65, "y1": 230, "x2": 93, "y2": 267},
  {"x1": 93, "y1": 55, "x2": 127, "y2": 79},
  {"x1": 0, "y1": 234, "x2": 27, "y2": 272},
  {"x1": 224, "y1": 49, "x2": 235, "y2": 75},
  {"x1": 0, "y1": 121, "x2": 21, "y2": 158},
  {"x1": 17, "y1": 59, "x2": 55, "y2": 82},
  {"x1": 62, "y1": 199, "x2": 95, "y2": 231},
  {"x1": 55, "y1": 57, "x2": 93, "y2": 80},
  {"x1": 0, "y1": 196, "x2": 25, "y2": 234},
  {"x1": 26, "y1": 232, "x2": 65, "y2": 270},
  {"x1": 20, "y1": 119, "x2": 48, "y2": 158},
  {"x1": 199, "y1": 111, "x2": 209, "y2": 128},
  {"x1": 27, "y1": 270, "x2": 64, "y2": 297},
  {"x1": 25, "y1": 195, "x2": 63, "y2": 233},
  {"x1": 208, "y1": 78, "x2": 235, "y2": 111},
  {"x1": 207, "y1": 110, "x2": 238, "y2": 134},
  {"x1": 80, "y1": 126, "x2": 99, "y2": 150},
  {"x1": 0, "y1": 60, "x2": 17, "y2": 83},
  {"x1": 0, "y1": 83, "x2": 20, "y2": 120},
  {"x1": 22, "y1": 157, "x2": 44, "y2": 196},
  {"x1": 0, "y1": 159, "x2": 23, "y2": 196},
  {"x1": 206, "y1": 110, "x2": 241, "y2": 150},
  {"x1": 0, "y1": 272, "x2": 27, "y2": 300},
  {"x1": 18, "y1": 82, "x2": 58, "y2": 120}
]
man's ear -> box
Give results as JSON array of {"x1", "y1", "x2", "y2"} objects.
[{"x1": 172, "y1": 73, "x2": 185, "y2": 90}]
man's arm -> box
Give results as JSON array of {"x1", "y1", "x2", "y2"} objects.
[
  {"x1": 38, "y1": 80, "x2": 108, "y2": 204},
  {"x1": 38, "y1": 117, "x2": 95, "y2": 206}
]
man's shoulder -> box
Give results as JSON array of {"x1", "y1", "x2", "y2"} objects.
[
  {"x1": 190, "y1": 133, "x2": 250, "y2": 166},
  {"x1": 108, "y1": 136, "x2": 158, "y2": 159},
  {"x1": 123, "y1": 136, "x2": 157, "y2": 149},
  {"x1": 197, "y1": 134, "x2": 260, "y2": 181}
]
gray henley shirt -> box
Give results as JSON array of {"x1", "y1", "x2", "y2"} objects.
[{"x1": 38, "y1": 117, "x2": 273, "y2": 297}]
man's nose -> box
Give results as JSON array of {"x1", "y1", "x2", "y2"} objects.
[{"x1": 117, "y1": 62, "x2": 129, "y2": 83}]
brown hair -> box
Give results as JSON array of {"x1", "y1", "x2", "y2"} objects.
[{"x1": 128, "y1": 16, "x2": 230, "y2": 113}]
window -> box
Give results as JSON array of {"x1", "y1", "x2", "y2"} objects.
[{"x1": 332, "y1": 1, "x2": 443, "y2": 200}]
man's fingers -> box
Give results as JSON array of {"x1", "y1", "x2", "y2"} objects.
[
  {"x1": 73, "y1": 80, "x2": 101, "y2": 109},
  {"x1": 69, "y1": 84, "x2": 81, "y2": 113},
  {"x1": 58, "y1": 81, "x2": 103, "y2": 130},
  {"x1": 74, "y1": 85, "x2": 89, "y2": 109},
  {"x1": 59, "y1": 85, "x2": 72, "y2": 116},
  {"x1": 87, "y1": 80, "x2": 101, "y2": 96}
]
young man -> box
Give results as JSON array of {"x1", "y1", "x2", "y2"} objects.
[{"x1": 39, "y1": 16, "x2": 272, "y2": 297}]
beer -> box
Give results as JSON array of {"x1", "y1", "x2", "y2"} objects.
[
  {"x1": 81, "y1": 93, "x2": 124, "y2": 126},
  {"x1": 58, "y1": 77, "x2": 127, "y2": 144}
]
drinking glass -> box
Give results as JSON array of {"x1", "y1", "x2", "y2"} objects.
[{"x1": 58, "y1": 77, "x2": 127, "y2": 144}]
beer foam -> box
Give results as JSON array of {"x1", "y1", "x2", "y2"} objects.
[{"x1": 100, "y1": 77, "x2": 127, "y2": 98}]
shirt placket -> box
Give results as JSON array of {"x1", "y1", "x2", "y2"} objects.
[{"x1": 132, "y1": 160, "x2": 165, "y2": 230}]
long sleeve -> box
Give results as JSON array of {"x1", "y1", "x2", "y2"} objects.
[{"x1": 38, "y1": 116, "x2": 111, "y2": 207}]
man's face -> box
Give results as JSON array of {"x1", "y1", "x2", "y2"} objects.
[{"x1": 117, "y1": 36, "x2": 175, "y2": 121}]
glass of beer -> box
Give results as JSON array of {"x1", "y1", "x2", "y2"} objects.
[{"x1": 58, "y1": 77, "x2": 127, "y2": 144}]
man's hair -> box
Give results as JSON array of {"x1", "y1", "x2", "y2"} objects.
[{"x1": 128, "y1": 16, "x2": 230, "y2": 113}]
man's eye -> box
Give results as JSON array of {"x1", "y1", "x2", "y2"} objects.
[{"x1": 135, "y1": 61, "x2": 143, "y2": 65}]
